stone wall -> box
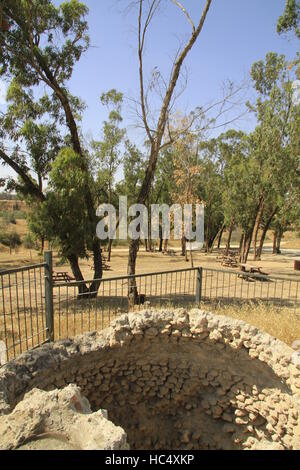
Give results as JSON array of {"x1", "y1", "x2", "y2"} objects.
[{"x1": 0, "y1": 309, "x2": 300, "y2": 450}]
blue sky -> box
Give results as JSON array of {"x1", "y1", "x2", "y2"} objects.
[
  {"x1": 65, "y1": 0, "x2": 299, "y2": 141},
  {"x1": 0, "y1": 0, "x2": 299, "y2": 180}
]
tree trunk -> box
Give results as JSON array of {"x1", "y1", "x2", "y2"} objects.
[
  {"x1": 273, "y1": 231, "x2": 278, "y2": 254},
  {"x1": 217, "y1": 225, "x2": 225, "y2": 249},
  {"x1": 241, "y1": 201, "x2": 262, "y2": 263},
  {"x1": 244, "y1": 231, "x2": 253, "y2": 263},
  {"x1": 67, "y1": 238, "x2": 102, "y2": 299},
  {"x1": 127, "y1": 239, "x2": 140, "y2": 307},
  {"x1": 127, "y1": 0, "x2": 212, "y2": 296},
  {"x1": 159, "y1": 225, "x2": 163, "y2": 252},
  {"x1": 225, "y1": 223, "x2": 234, "y2": 256},
  {"x1": 273, "y1": 228, "x2": 283, "y2": 254},
  {"x1": 238, "y1": 233, "x2": 244, "y2": 263},
  {"x1": 252, "y1": 198, "x2": 265, "y2": 261},
  {"x1": 256, "y1": 207, "x2": 278, "y2": 260},
  {"x1": 41, "y1": 236, "x2": 45, "y2": 254},
  {"x1": 210, "y1": 223, "x2": 225, "y2": 252},
  {"x1": 190, "y1": 245, "x2": 194, "y2": 268},
  {"x1": 107, "y1": 239, "x2": 113, "y2": 262},
  {"x1": 147, "y1": 196, "x2": 152, "y2": 252},
  {"x1": 181, "y1": 236, "x2": 186, "y2": 256},
  {"x1": 68, "y1": 254, "x2": 89, "y2": 297},
  {"x1": 241, "y1": 233, "x2": 247, "y2": 263},
  {"x1": 276, "y1": 229, "x2": 283, "y2": 254},
  {"x1": 205, "y1": 214, "x2": 210, "y2": 253},
  {"x1": 37, "y1": 62, "x2": 103, "y2": 296}
]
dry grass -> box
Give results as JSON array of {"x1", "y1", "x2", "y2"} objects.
[
  {"x1": 2, "y1": 296, "x2": 300, "y2": 364},
  {"x1": 204, "y1": 301, "x2": 300, "y2": 346}
]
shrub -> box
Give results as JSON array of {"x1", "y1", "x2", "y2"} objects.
[
  {"x1": 13, "y1": 210, "x2": 27, "y2": 220},
  {"x1": 23, "y1": 233, "x2": 37, "y2": 250},
  {"x1": 0, "y1": 231, "x2": 21, "y2": 248},
  {"x1": 2, "y1": 212, "x2": 16, "y2": 225},
  {"x1": 0, "y1": 231, "x2": 11, "y2": 246}
]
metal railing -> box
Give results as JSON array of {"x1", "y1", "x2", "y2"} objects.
[
  {"x1": 0, "y1": 261, "x2": 48, "y2": 363},
  {"x1": 1, "y1": 251, "x2": 300, "y2": 363}
]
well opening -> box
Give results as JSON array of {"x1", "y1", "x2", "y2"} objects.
[{"x1": 0, "y1": 309, "x2": 300, "y2": 450}]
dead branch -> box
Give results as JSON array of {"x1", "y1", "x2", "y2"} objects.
[{"x1": 171, "y1": 0, "x2": 195, "y2": 32}]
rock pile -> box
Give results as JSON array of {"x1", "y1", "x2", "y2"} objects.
[{"x1": 0, "y1": 309, "x2": 300, "y2": 450}]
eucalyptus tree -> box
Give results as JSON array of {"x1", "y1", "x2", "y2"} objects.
[
  {"x1": 126, "y1": 0, "x2": 213, "y2": 303},
  {"x1": 92, "y1": 89, "x2": 126, "y2": 261},
  {"x1": 0, "y1": 0, "x2": 103, "y2": 295},
  {"x1": 152, "y1": 147, "x2": 175, "y2": 252},
  {"x1": 249, "y1": 52, "x2": 300, "y2": 260},
  {"x1": 277, "y1": 0, "x2": 300, "y2": 39}
]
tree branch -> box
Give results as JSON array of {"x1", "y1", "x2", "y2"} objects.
[
  {"x1": 171, "y1": 0, "x2": 195, "y2": 31},
  {"x1": 156, "y1": 0, "x2": 212, "y2": 145},
  {"x1": 138, "y1": 0, "x2": 159, "y2": 143},
  {"x1": 0, "y1": 148, "x2": 45, "y2": 202}
]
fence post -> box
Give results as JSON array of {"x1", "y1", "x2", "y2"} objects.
[
  {"x1": 196, "y1": 267, "x2": 203, "y2": 304},
  {"x1": 44, "y1": 251, "x2": 54, "y2": 342}
]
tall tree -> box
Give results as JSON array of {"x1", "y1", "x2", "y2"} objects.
[
  {"x1": 277, "y1": 0, "x2": 300, "y2": 39},
  {"x1": 249, "y1": 52, "x2": 300, "y2": 260},
  {"x1": 127, "y1": 0, "x2": 213, "y2": 304},
  {"x1": 92, "y1": 89, "x2": 125, "y2": 261},
  {"x1": 0, "y1": 0, "x2": 102, "y2": 295}
]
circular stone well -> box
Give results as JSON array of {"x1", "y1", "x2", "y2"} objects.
[{"x1": 1, "y1": 309, "x2": 300, "y2": 450}]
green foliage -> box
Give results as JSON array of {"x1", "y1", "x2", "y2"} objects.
[
  {"x1": 37, "y1": 147, "x2": 93, "y2": 258},
  {"x1": 0, "y1": 209, "x2": 26, "y2": 220},
  {"x1": 0, "y1": 0, "x2": 90, "y2": 85},
  {"x1": 22, "y1": 232, "x2": 38, "y2": 250},
  {"x1": 0, "y1": 193, "x2": 18, "y2": 200},
  {"x1": 92, "y1": 89, "x2": 125, "y2": 205},
  {"x1": 250, "y1": 52, "x2": 286, "y2": 96},
  {"x1": 1, "y1": 211, "x2": 16, "y2": 224},
  {"x1": 13, "y1": 209, "x2": 26, "y2": 219},
  {"x1": 0, "y1": 230, "x2": 21, "y2": 248},
  {"x1": 277, "y1": 0, "x2": 300, "y2": 38},
  {"x1": 250, "y1": 52, "x2": 300, "y2": 236},
  {"x1": 119, "y1": 140, "x2": 146, "y2": 206}
]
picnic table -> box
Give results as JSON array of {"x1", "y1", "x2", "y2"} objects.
[
  {"x1": 52, "y1": 271, "x2": 75, "y2": 284},
  {"x1": 219, "y1": 251, "x2": 239, "y2": 268},
  {"x1": 163, "y1": 249, "x2": 176, "y2": 256},
  {"x1": 238, "y1": 264, "x2": 269, "y2": 281},
  {"x1": 87, "y1": 251, "x2": 111, "y2": 271},
  {"x1": 239, "y1": 264, "x2": 269, "y2": 275},
  {"x1": 221, "y1": 257, "x2": 238, "y2": 268}
]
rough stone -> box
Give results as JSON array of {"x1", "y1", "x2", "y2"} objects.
[
  {"x1": 0, "y1": 384, "x2": 128, "y2": 450},
  {"x1": 0, "y1": 308, "x2": 299, "y2": 450}
]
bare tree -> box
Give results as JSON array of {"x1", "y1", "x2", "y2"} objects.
[{"x1": 127, "y1": 0, "x2": 213, "y2": 305}]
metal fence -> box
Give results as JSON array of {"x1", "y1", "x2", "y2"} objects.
[
  {"x1": 1, "y1": 251, "x2": 300, "y2": 363},
  {"x1": 0, "y1": 261, "x2": 48, "y2": 363}
]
